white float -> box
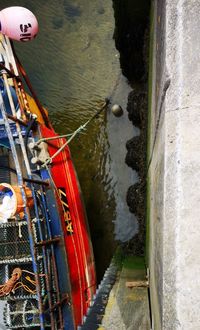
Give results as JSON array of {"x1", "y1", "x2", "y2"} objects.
[{"x1": 0, "y1": 6, "x2": 38, "y2": 41}]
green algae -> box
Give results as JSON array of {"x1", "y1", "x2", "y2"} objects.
[
  {"x1": 123, "y1": 256, "x2": 145, "y2": 270},
  {"x1": 113, "y1": 247, "x2": 146, "y2": 271}
]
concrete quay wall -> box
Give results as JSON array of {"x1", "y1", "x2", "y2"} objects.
[{"x1": 148, "y1": 0, "x2": 200, "y2": 329}]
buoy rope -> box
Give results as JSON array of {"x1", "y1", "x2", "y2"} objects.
[{"x1": 41, "y1": 99, "x2": 109, "y2": 167}]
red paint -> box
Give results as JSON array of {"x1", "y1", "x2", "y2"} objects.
[{"x1": 40, "y1": 125, "x2": 96, "y2": 328}]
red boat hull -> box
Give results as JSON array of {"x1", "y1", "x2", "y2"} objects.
[{"x1": 40, "y1": 125, "x2": 96, "y2": 328}]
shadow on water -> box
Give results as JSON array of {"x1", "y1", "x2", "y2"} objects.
[{"x1": 5, "y1": 0, "x2": 138, "y2": 281}]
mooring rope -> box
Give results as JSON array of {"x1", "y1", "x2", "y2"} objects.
[{"x1": 41, "y1": 99, "x2": 109, "y2": 167}]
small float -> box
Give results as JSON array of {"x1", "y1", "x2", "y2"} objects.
[{"x1": 0, "y1": 6, "x2": 96, "y2": 329}]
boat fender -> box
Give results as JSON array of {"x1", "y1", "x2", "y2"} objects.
[{"x1": 0, "y1": 7, "x2": 38, "y2": 42}]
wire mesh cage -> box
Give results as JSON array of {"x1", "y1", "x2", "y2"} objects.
[
  {"x1": 0, "y1": 222, "x2": 30, "y2": 262},
  {"x1": 0, "y1": 201, "x2": 61, "y2": 328},
  {"x1": 0, "y1": 220, "x2": 44, "y2": 262},
  {"x1": 4, "y1": 299, "x2": 41, "y2": 328},
  {"x1": 0, "y1": 258, "x2": 46, "y2": 298}
]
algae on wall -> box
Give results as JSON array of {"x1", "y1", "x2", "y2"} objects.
[
  {"x1": 112, "y1": 0, "x2": 150, "y2": 81},
  {"x1": 112, "y1": 0, "x2": 150, "y2": 257}
]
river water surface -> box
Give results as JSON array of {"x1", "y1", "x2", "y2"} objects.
[{"x1": 5, "y1": 0, "x2": 138, "y2": 280}]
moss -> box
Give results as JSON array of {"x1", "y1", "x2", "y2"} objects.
[
  {"x1": 113, "y1": 249, "x2": 146, "y2": 271},
  {"x1": 113, "y1": 246, "x2": 124, "y2": 269},
  {"x1": 112, "y1": 0, "x2": 151, "y2": 261},
  {"x1": 112, "y1": 0, "x2": 150, "y2": 81},
  {"x1": 123, "y1": 256, "x2": 146, "y2": 270}
]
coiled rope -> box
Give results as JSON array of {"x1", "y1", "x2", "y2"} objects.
[{"x1": 0, "y1": 268, "x2": 45, "y2": 296}]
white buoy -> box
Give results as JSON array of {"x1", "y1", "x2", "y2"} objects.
[
  {"x1": 0, "y1": 7, "x2": 38, "y2": 41},
  {"x1": 0, "y1": 193, "x2": 15, "y2": 223},
  {"x1": 111, "y1": 104, "x2": 123, "y2": 117}
]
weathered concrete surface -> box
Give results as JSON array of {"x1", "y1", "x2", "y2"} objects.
[
  {"x1": 148, "y1": 0, "x2": 200, "y2": 329},
  {"x1": 101, "y1": 257, "x2": 150, "y2": 329}
]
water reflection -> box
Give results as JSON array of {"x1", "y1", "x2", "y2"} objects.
[{"x1": 5, "y1": 0, "x2": 138, "y2": 280}]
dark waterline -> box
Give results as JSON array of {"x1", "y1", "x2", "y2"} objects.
[{"x1": 4, "y1": 0, "x2": 138, "y2": 281}]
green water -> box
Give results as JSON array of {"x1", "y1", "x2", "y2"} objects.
[{"x1": 4, "y1": 0, "x2": 138, "y2": 280}]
